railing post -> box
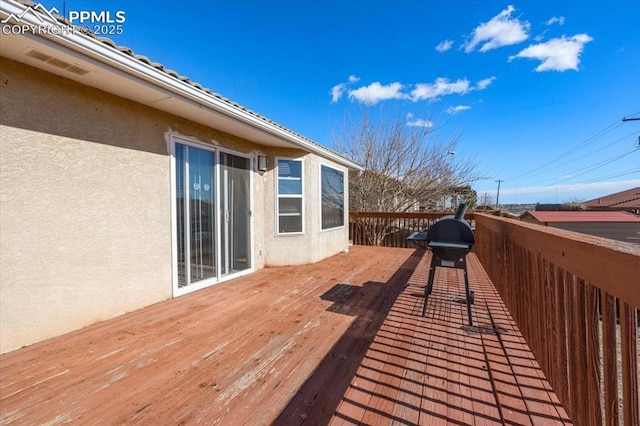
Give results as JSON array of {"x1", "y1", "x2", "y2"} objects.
[
  {"x1": 602, "y1": 292, "x2": 619, "y2": 426},
  {"x1": 585, "y1": 284, "x2": 602, "y2": 426},
  {"x1": 620, "y1": 303, "x2": 639, "y2": 426}
]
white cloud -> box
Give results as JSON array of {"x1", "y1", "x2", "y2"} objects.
[
  {"x1": 406, "y1": 113, "x2": 434, "y2": 128},
  {"x1": 407, "y1": 119, "x2": 434, "y2": 128},
  {"x1": 347, "y1": 82, "x2": 407, "y2": 105},
  {"x1": 546, "y1": 16, "x2": 565, "y2": 26},
  {"x1": 334, "y1": 76, "x2": 495, "y2": 106},
  {"x1": 533, "y1": 32, "x2": 545, "y2": 42},
  {"x1": 330, "y1": 83, "x2": 346, "y2": 103},
  {"x1": 411, "y1": 78, "x2": 471, "y2": 101},
  {"x1": 329, "y1": 76, "x2": 361, "y2": 103},
  {"x1": 446, "y1": 105, "x2": 472, "y2": 115},
  {"x1": 475, "y1": 76, "x2": 496, "y2": 90},
  {"x1": 463, "y1": 5, "x2": 530, "y2": 53},
  {"x1": 509, "y1": 34, "x2": 594, "y2": 72},
  {"x1": 435, "y1": 39, "x2": 454, "y2": 53}
]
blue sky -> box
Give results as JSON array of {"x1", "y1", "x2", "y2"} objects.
[{"x1": 50, "y1": 1, "x2": 639, "y2": 203}]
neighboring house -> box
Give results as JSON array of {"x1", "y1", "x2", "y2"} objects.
[
  {"x1": 0, "y1": 1, "x2": 361, "y2": 353},
  {"x1": 519, "y1": 211, "x2": 640, "y2": 244},
  {"x1": 583, "y1": 187, "x2": 640, "y2": 214}
]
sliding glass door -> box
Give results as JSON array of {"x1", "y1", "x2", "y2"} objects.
[
  {"x1": 220, "y1": 153, "x2": 251, "y2": 276},
  {"x1": 174, "y1": 142, "x2": 251, "y2": 292}
]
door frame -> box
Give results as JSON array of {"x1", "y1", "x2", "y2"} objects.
[{"x1": 168, "y1": 132, "x2": 254, "y2": 297}]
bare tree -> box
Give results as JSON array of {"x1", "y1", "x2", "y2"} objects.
[
  {"x1": 479, "y1": 192, "x2": 493, "y2": 207},
  {"x1": 333, "y1": 110, "x2": 480, "y2": 245}
]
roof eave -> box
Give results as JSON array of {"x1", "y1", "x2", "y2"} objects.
[
  {"x1": 74, "y1": 38, "x2": 363, "y2": 171},
  {"x1": 0, "y1": 0, "x2": 362, "y2": 171}
]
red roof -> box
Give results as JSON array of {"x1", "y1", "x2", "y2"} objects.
[
  {"x1": 583, "y1": 187, "x2": 640, "y2": 209},
  {"x1": 523, "y1": 210, "x2": 640, "y2": 223}
]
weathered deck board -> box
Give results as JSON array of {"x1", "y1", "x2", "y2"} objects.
[
  {"x1": 328, "y1": 250, "x2": 566, "y2": 425},
  {"x1": 0, "y1": 246, "x2": 570, "y2": 425}
]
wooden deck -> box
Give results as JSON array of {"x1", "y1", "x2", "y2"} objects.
[{"x1": 0, "y1": 246, "x2": 570, "y2": 425}]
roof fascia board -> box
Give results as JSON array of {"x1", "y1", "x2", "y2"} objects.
[{"x1": 0, "y1": 0, "x2": 362, "y2": 171}]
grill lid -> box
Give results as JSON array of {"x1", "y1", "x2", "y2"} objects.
[
  {"x1": 420, "y1": 204, "x2": 475, "y2": 261},
  {"x1": 426, "y1": 204, "x2": 474, "y2": 246}
]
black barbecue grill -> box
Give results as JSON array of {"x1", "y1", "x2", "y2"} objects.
[{"x1": 407, "y1": 204, "x2": 475, "y2": 325}]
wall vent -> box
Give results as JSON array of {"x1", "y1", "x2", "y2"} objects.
[
  {"x1": 25, "y1": 49, "x2": 53, "y2": 62},
  {"x1": 24, "y1": 48, "x2": 90, "y2": 76},
  {"x1": 47, "y1": 57, "x2": 72, "y2": 69}
]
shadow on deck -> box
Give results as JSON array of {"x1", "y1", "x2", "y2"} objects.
[{"x1": 0, "y1": 246, "x2": 570, "y2": 425}]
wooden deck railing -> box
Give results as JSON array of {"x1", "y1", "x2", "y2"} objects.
[
  {"x1": 349, "y1": 210, "x2": 639, "y2": 426},
  {"x1": 349, "y1": 211, "x2": 475, "y2": 247},
  {"x1": 474, "y1": 213, "x2": 639, "y2": 426}
]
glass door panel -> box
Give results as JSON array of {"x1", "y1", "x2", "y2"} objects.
[
  {"x1": 175, "y1": 143, "x2": 216, "y2": 288},
  {"x1": 188, "y1": 147, "x2": 216, "y2": 283},
  {"x1": 220, "y1": 152, "x2": 251, "y2": 276},
  {"x1": 175, "y1": 145, "x2": 186, "y2": 287}
]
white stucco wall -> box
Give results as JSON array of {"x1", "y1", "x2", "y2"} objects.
[
  {"x1": 0, "y1": 58, "x2": 267, "y2": 353},
  {"x1": 0, "y1": 125, "x2": 172, "y2": 349},
  {"x1": 0, "y1": 57, "x2": 352, "y2": 353},
  {"x1": 261, "y1": 151, "x2": 350, "y2": 266},
  {"x1": 0, "y1": 58, "x2": 174, "y2": 353}
]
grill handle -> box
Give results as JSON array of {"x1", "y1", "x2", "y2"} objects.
[{"x1": 454, "y1": 203, "x2": 468, "y2": 221}]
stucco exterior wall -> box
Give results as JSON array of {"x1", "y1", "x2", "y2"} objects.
[
  {"x1": 0, "y1": 57, "x2": 351, "y2": 353},
  {"x1": 0, "y1": 58, "x2": 268, "y2": 353},
  {"x1": 260, "y1": 150, "x2": 350, "y2": 266}
]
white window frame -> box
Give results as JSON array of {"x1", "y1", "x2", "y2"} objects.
[
  {"x1": 319, "y1": 162, "x2": 346, "y2": 231},
  {"x1": 168, "y1": 131, "x2": 255, "y2": 298},
  {"x1": 275, "y1": 157, "x2": 304, "y2": 235}
]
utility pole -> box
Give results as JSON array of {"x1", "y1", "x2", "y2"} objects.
[
  {"x1": 495, "y1": 179, "x2": 503, "y2": 208},
  {"x1": 622, "y1": 117, "x2": 640, "y2": 147}
]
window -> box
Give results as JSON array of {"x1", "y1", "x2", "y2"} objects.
[
  {"x1": 321, "y1": 164, "x2": 345, "y2": 230},
  {"x1": 277, "y1": 158, "x2": 303, "y2": 234}
]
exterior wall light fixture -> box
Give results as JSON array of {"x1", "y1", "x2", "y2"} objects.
[{"x1": 257, "y1": 155, "x2": 268, "y2": 172}]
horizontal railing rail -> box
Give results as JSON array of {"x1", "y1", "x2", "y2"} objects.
[
  {"x1": 349, "y1": 211, "x2": 475, "y2": 248},
  {"x1": 474, "y1": 213, "x2": 639, "y2": 426}
]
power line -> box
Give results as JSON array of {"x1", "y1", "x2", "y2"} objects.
[
  {"x1": 518, "y1": 146, "x2": 639, "y2": 187},
  {"x1": 543, "y1": 147, "x2": 639, "y2": 186},
  {"x1": 506, "y1": 168, "x2": 640, "y2": 201},
  {"x1": 516, "y1": 130, "x2": 639, "y2": 181},
  {"x1": 576, "y1": 167, "x2": 639, "y2": 184},
  {"x1": 505, "y1": 112, "x2": 639, "y2": 182},
  {"x1": 505, "y1": 119, "x2": 625, "y2": 181},
  {"x1": 555, "y1": 167, "x2": 640, "y2": 191}
]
